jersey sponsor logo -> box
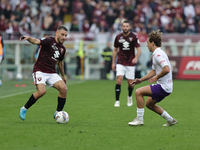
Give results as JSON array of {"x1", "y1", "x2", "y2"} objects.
[
  {"x1": 51, "y1": 43, "x2": 58, "y2": 51},
  {"x1": 159, "y1": 60, "x2": 165, "y2": 64},
  {"x1": 122, "y1": 41, "x2": 130, "y2": 50},
  {"x1": 119, "y1": 39, "x2": 125, "y2": 43}
]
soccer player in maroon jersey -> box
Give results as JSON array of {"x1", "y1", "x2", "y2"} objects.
[
  {"x1": 112, "y1": 21, "x2": 141, "y2": 107},
  {"x1": 19, "y1": 26, "x2": 68, "y2": 121}
]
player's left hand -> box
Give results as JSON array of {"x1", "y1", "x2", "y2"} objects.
[
  {"x1": 132, "y1": 58, "x2": 138, "y2": 65},
  {"x1": 20, "y1": 36, "x2": 29, "y2": 41},
  {"x1": 148, "y1": 76, "x2": 158, "y2": 83},
  {"x1": 62, "y1": 76, "x2": 67, "y2": 84}
]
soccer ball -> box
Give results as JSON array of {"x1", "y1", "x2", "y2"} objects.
[{"x1": 55, "y1": 111, "x2": 69, "y2": 124}]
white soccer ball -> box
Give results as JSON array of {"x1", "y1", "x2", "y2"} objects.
[{"x1": 55, "y1": 111, "x2": 69, "y2": 124}]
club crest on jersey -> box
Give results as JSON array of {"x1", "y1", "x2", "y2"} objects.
[
  {"x1": 129, "y1": 37, "x2": 132, "y2": 41},
  {"x1": 37, "y1": 77, "x2": 42, "y2": 81},
  {"x1": 61, "y1": 48, "x2": 63, "y2": 53}
]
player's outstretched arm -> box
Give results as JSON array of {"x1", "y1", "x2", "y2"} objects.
[{"x1": 20, "y1": 36, "x2": 41, "y2": 45}]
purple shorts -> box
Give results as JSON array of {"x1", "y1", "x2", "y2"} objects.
[{"x1": 150, "y1": 84, "x2": 171, "y2": 102}]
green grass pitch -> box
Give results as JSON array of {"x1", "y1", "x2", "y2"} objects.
[{"x1": 0, "y1": 79, "x2": 200, "y2": 150}]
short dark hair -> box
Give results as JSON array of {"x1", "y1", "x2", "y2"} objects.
[
  {"x1": 122, "y1": 20, "x2": 130, "y2": 25},
  {"x1": 148, "y1": 30, "x2": 162, "y2": 47},
  {"x1": 57, "y1": 26, "x2": 68, "y2": 31}
]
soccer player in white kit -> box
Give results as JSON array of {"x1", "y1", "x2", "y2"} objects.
[{"x1": 128, "y1": 30, "x2": 177, "y2": 126}]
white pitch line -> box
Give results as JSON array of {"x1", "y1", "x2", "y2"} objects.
[
  {"x1": 0, "y1": 89, "x2": 36, "y2": 99},
  {"x1": 0, "y1": 80, "x2": 85, "y2": 99}
]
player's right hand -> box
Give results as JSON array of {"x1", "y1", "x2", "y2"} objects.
[
  {"x1": 131, "y1": 78, "x2": 141, "y2": 85},
  {"x1": 20, "y1": 36, "x2": 28, "y2": 41},
  {"x1": 112, "y1": 63, "x2": 116, "y2": 71}
]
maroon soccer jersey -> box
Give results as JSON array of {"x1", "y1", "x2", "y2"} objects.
[
  {"x1": 33, "y1": 37, "x2": 66, "y2": 73},
  {"x1": 114, "y1": 32, "x2": 140, "y2": 66}
]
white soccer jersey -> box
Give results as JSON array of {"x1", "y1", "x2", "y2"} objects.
[{"x1": 152, "y1": 47, "x2": 173, "y2": 93}]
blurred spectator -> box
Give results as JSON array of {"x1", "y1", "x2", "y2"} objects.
[
  {"x1": 153, "y1": 0, "x2": 165, "y2": 14},
  {"x1": 197, "y1": 20, "x2": 200, "y2": 33},
  {"x1": 134, "y1": 4, "x2": 145, "y2": 23},
  {"x1": 195, "y1": 1, "x2": 200, "y2": 31},
  {"x1": 76, "y1": 9, "x2": 86, "y2": 31},
  {"x1": 52, "y1": 20, "x2": 63, "y2": 31},
  {"x1": 1, "y1": 0, "x2": 200, "y2": 40},
  {"x1": 70, "y1": 19, "x2": 79, "y2": 32},
  {"x1": 19, "y1": 0, "x2": 27, "y2": 11},
  {"x1": 43, "y1": 12, "x2": 53, "y2": 31},
  {"x1": 164, "y1": 17, "x2": 175, "y2": 33},
  {"x1": 174, "y1": 1, "x2": 184, "y2": 18},
  {"x1": 4, "y1": 4, "x2": 12, "y2": 20},
  {"x1": 160, "y1": 11, "x2": 170, "y2": 32},
  {"x1": 19, "y1": 24, "x2": 30, "y2": 36},
  {"x1": 178, "y1": 22, "x2": 186, "y2": 34},
  {"x1": 31, "y1": 19, "x2": 41, "y2": 37},
  {"x1": 185, "y1": 14, "x2": 196, "y2": 33},
  {"x1": 5, "y1": 22, "x2": 13, "y2": 40},
  {"x1": 13, "y1": 5, "x2": 23, "y2": 22},
  {"x1": 0, "y1": 15, "x2": 6, "y2": 32},
  {"x1": 110, "y1": 1, "x2": 120, "y2": 18},
  {"x1": 82, "y1": 19, "x2": 90, "y2": 33},
  {"x1": 72, "y1": 0, "x2": 83, "y2": 13},
  {"x1": 83, "y1": 0, "x2": 94, "y2": 23},
  {"x1": 106, "y1": 9, "x2": 116, "y2": 30},
  {"x1": 142, "y1": 0, "x2": 153, "y2": 27},
  {"x1": 19, "y1": 17, "x2": 31, "y2": 32},
  {"x1": 184, "y1": 1, "x2": 195, "y2": 19},
  {"x1": 92, "y1": 3, "x2": 102, "y2": 21},
  {"x1": 113, "y1": 10, "x2": 126, "y2": 32},
  {"x1": 12, "y1": 21, "x2": 20, "y2": 39},
  {"x1": 84, "y1": 18, "x2": 99, "y2": 41},
  {"x1": 124, "y1": 0, "x2": 134, "y2": 20},
  {"x1": 52, "y1": 8, "x2": 62, "y2": 23},
  {"x1": 40, "y1": 0, "x2": 51, "y2": 16},
  {"x1": 99, "y1": 20, "x2": 108, "y2": 33}
]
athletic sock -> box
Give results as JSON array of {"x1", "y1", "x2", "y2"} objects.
[
  {"x1": 24, "y1": 94, "x2": 37, "y2": 109},
  {"x1": 137, "y1": 108, "x2": 144, "y2": 121},
  {"x1": 115, "y1": 84, "x2": 121, "y2": 101},
  {"x1": 56, "y1": 97, "x2": 66, "y2": 111},
  {"x1": 161, "y1": 111, "x2": 173, "y2": 122},
  {"x1": 128, "y1": 86, "x2": 133, "y2": 97}
]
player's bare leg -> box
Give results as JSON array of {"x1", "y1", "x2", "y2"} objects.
[
  {"x1": 146, "y1": 97, "x2": 164, "y2": 115},
  {"x1": 53, "y1": 80, "x2": 67, "y2": 118},
  {"x1": 128, "y1": 85, "x2": 152, "y2": 125},
  {"x1": 19, "y1": 84, "x2": 46, "y2": 120},
  {"x1": 127, "y1": 79, "x2": 134, "y2": 106},
  {"x1": 114, "y1": 75, "x2": 123, "y2": 107}
]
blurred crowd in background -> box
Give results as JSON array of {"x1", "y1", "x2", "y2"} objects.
[{"x1": 0, "y1": 0, "x2": 200, "y2": 40}]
